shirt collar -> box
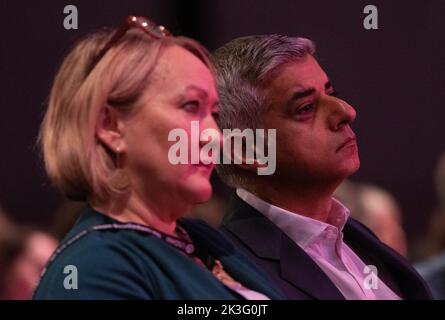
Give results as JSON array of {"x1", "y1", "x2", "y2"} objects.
[{"x1": 236, "y1": 188, "x2": 350, "y2": 249}]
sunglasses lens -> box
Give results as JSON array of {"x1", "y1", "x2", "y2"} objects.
[{"x1": 133, "y1": 17, "x2": 171, "y2": 39}]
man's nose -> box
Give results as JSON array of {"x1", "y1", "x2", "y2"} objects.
[{"x1": 324, "y1": 95, "x2": 357, "y2": 131}]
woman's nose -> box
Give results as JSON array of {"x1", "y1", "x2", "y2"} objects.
[{"x1": 199, "y1": 114, "x2": 222, "y2": 147}]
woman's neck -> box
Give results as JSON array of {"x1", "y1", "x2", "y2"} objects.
[{"x1": 91, "y1": 191, "x2": 188, "y2": 237}]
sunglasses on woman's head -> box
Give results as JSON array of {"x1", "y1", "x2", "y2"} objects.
[{"x1": 87, "y1": 15, "x2": 172, "y2": 75}]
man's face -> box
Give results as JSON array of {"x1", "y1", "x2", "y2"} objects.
[{"x1": 261, "y1": 54, "x2": 360, "y2": 186}]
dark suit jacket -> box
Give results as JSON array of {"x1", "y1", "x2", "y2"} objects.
[{"x1": 221, "y1": 194, "x2": 432, "y2": 300}]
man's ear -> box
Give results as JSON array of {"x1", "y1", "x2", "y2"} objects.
[
  {"x1": 228, "y1": 138, "x2": 268, "y2": 173},
  {"x1": 96, "y1": 106, "x2": 126, "y2": 153}
]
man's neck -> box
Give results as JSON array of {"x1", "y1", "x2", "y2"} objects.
[{"x1": 248, "y1": 183, "x2": 337, "y2": 222}]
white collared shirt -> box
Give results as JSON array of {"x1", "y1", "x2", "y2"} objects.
[{"x1": 236, "y1": 188, "x2": 401, "y2": 300}]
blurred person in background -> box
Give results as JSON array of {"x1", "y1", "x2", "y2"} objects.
[
  {"x1": 334, "y1": 181, "x2": 408, "y2": 257},
  {"x1": 416, "y1": 152, "x2": 445, "y2": 299},
  {"x1": 0, "y1": 206, "x2": 57, "y2": 299}
]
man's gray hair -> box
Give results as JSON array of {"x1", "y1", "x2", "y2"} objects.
[{"x1": 212, "y1": 35, "x2": 315, "y2": 187}]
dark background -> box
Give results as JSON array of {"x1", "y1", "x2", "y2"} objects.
[{"x1": 1, "y1": 0, "x2": 444, "y2": 254}]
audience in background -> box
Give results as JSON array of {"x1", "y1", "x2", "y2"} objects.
[
  {"x1": 0, "y1": 206, "x2": 57, "y2": 299},
  {"x1": 334, "y1": 181, "x2": 408, "y2": 257},
  {"x1": 416, "y1": 151, "x2": 445, "y2": 299}
]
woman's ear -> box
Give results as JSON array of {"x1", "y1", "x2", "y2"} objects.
[{"x1": 96, "y1": 106, "x2": 126, "y2": 153}]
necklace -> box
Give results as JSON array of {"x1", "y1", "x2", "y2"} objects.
[{"x1": 36, "y1": 219, "x2": 246, "y2": 296}]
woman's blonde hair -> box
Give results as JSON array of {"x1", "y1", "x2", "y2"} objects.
[{"x1": 38, "y1": 25, "x2": 212, "y2": 204}]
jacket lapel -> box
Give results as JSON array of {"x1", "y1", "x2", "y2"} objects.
[
  {"x1": 224, "y1": 194, "x2": 432, "y2": 300},
  {"x1": 223, "y1": 194, "x2": 345, "y2": 300},
  {"x1": 279, "y1": 233, "x2": 345, "y2": 299},
  {"x1": 344, "y1": 219, "x2": 432, "y2": 299}
]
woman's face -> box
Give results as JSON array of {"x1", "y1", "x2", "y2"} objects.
[{"x1": 120, "y1": 45, "x2": 220, "y2": 211}]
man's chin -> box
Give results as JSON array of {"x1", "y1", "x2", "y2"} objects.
[
  {"x1": 351, "y1": 156, "x2": 361, "y2": 172},
  {"x1": 341, "y1": 157, "x2": 361, "y2": 178}
]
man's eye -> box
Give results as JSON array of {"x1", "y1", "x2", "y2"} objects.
[
  {"x1": 183, "y1": 101, "x2": 200, "y2": 113},
  {"x1": 296, "y1": 104, "x2": 314, "y2": 115}
]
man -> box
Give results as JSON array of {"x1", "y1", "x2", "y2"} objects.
[{"x1": 212, "y1": 35, "x2": 431, "y2": 299}]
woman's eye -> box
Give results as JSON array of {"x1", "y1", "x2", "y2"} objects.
[
  {"x1": 183, "y1": 101, "x2": 200, "y2": 113},
  {"x1": 296, "y1": 103, "x2": 314, "y2": 115}
]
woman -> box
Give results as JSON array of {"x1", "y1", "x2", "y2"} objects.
[{"x1": 33, "y1": 16, "x2": 283, "y2": 299}]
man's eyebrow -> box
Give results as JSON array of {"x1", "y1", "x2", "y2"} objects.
[
  {"x1": 290, "y1": 88, "x2": 316, "y2": 101},
  {"x1": 289, "y1": 80, "x2": 333, "y2": 102}
]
